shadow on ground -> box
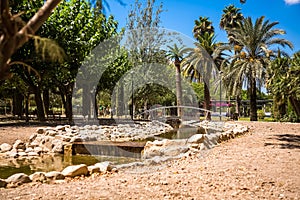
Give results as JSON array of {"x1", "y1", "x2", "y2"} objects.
[{"x1": 265, "y1": 134, "x2": 300, "y2": 149}]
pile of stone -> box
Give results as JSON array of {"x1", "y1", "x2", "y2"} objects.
[
  {"x1": 142, "y1": 122, "x2": 249, "y2": 159},
  {"x1": 0, "y1": 161, "x2": 115, "y2": 188},
  {"x1": 0, "y1": 121, "x2": 173, "y2": 158}
]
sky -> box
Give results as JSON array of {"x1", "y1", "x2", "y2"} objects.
[{"x1": 108, "y1": 0, "x2": 300, "y2": 55}]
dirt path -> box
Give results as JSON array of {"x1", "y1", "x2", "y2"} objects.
[{"x1": 0, "y1": 121, "x2": 300, "y2": 199}]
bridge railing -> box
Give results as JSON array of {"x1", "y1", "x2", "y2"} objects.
[{"x1": 138, "y1": 105, "x2": 221, "y2": 121}]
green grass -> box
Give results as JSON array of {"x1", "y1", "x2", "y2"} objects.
[{"x1": 239, "y1": 117, "x2": 275, "y2": 122}]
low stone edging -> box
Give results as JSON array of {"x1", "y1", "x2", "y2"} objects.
[{"x1": 0, "y1": 121, "x2": 249, "y2": 189}]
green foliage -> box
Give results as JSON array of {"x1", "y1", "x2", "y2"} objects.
[
  {"x1": 257, "y1": 109, "x2": 265, "y2": 119},
  {"x1": 191, "y1": 82, "x2": 204, "y2": 102}
]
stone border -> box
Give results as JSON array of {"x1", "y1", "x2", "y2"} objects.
[{"x1": 0, "y1": 122, "x2": 249, "y2": 189}]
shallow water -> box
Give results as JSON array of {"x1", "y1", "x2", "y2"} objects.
[
  {"x1": 0, "y1": 154, "x2": 140, "y2": 179},
  {"x1": 0, "y1": 126, "x2": 212, "y2": 179}
]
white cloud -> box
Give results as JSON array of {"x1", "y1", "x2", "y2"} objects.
[{"x1": 285, "y1": 0, "x2": 300, "y2": 5}]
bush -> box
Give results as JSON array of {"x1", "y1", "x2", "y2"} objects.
[{"x1": 257, "y1": 109, "x2": 265, "y2": 119}]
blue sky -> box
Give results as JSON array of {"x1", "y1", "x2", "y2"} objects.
[{"x1": 108, "y1": 0, "x2": 300, "y2": 55}]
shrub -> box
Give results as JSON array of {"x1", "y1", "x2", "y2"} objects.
[{"x1": 257, "y1": 109, "x2": 265, "y2": 119}]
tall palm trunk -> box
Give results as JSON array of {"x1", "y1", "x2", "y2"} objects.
[
  {"x1": 235, "y1": 94, "x2": 241, "y2": 116},
  {"x1": 249, "y1": 77, "x2": 257, "y2": 121},
  {"x1": 204, "y1": 82, "x2": 211, "y2": 120},
  {"x1": 175, "y1": 59, "x2": 183, "y2": 117}
]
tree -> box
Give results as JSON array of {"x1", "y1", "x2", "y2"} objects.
[
  {"x1": 222, "y1": 16, "x2": 293, "y2": 121},
  {"x1": 183, "y1": 38, "x2": 218, "y2": 120},
  {"x1": 42, "y1": 0, "x2": 119, "y2": 122},
  {"x1": 268, "y1": 51, "x2": 300, "y2": 120},
  {"x1": 219, "y1": 5, "x2": 244, "y2": 117},
  {"x1": 166, "y1": 44, "x2": 187, "y2": 117},
  {"x1": 193, "y1": 17, "x2": 214, "y2": 40},
  {"x1": 0, "y1": 0, "x2": 61, "y2": 80},
  {"x1": 183, "y1": 16, "x2": 220, "y2": 120}
]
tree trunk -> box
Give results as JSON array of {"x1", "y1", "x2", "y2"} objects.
[
  {"x1": 43, "y1": 89, "x2": 50, "y2": 117},
  {"x1": 204, "y1": 82, "x2": 211, "y2": 120},
  {"x1": 65, "y1": 91, "x2": 73, "y2": 122},
  {"x1": 82, "y1": 84, "x2": 90, "y2": 118},
  {"x1": 289, "y1": 96, "x2": 300, "y2": 117},
  {"x1": 175, "y1": 60, "x2": 183, "y2": 117},
  {"x1": 117, "y1": 84, "x2": 124, "y2": 116},
  {"x1": 249, "y1": 77, "x2": 257, "y2": 121},
  {"x1": 235, "y1": 94, "x2": 241, "y2": 117},
  {"x1": 33, "y1": 87, "x2": 45, "y2": 121},
  {"x1": 25, "y1": 94, "x2": 29, "y2": 122},
  {"x1": 13, "y1": 91, "x2": 23, "y2": 118}
]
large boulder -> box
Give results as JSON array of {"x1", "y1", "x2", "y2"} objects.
[
  {"x1": 45, "y1": 171, "x2": 65, "y2": 180},
  {"x1": 61, "y1": 164, "x2": 88, "y2": 177},
  {"x1": 87, "y1": 166, "x2": 100, "y2": 174},
  {"x1": 142, "y1": 139, "x2": 189, "y2": 159},
  {"x1": 94, "y1": 161, "x2": 112, "y2": 173},
  {"x1": 29, "y1": 172, "x2": 47, "y2": 182},
  {"x1": 0, "y1": 143, "x2": 12, "y2": 153},
  {"x1": 187, "y1": 134, "x2": 205, "y2": 144},
  {"x1": 6, "y1": 173, "x2": 31, "y2": 185}
]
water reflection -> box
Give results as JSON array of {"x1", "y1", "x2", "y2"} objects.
[{"x1": 0, "y1": 154, "x2": 140, "y2": 179}]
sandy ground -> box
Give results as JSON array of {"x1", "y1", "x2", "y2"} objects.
[{"x1": 0, "y1": 121, "x2": 300, "y2": 199}]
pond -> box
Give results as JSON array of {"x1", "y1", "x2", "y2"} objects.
[
  {"x1": 0, "y1": 126, "x2": 212, "y2": 179},
  {"x1": 0, "y1": 154, "x2": 140, "y2": 179}
]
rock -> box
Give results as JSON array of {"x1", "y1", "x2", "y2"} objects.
[
  {"x1": 29, "y1": 172, "x2": 47, "y2": 182},
  {"x1": 13, "y1": 140, "x2": 26, "y2": 150},
  {"x1": 25, "y1": 147, "x2": 34, "y2": 153},
  {"x1": 36, "y1": 128, "x2": 45, "y2": 134},
  {"x1": 29, "y1": 134, "x2": 37, "y2": 142},
  {"x1": 187, "y1": 134, "x2": 205, "y2": 144},
  {"x1": 94, "y1": 161, "x2": 112, "y2": 172},
  {"x1": 45, "y1": 171, "x2": 65, "y2": 180},
  {"x1": 88, "y1": 166, "x2": 100, "y2": 174},
  {"x1": 6, "y1": 152, "x2": 19, "y2": 158},
  {"x1": 70, "y1": 137, "x2": 83, "y2": 143},
  {"x1": 51, "y1": 140, "x2": 64, "y2": 153},
  {"x1": 0, "y1": 143, "x2": 12, "y2": 153},
  {"x1": 46, "y1": 130, "x2": 57, "y2": 136},
  {"x1": 28, "y1": 152, "x2": 39, "y2": 156},
  {"x1": 61, "y1": 164, "x2": 88, "y2": 177},
  {"x1": 18, "y1": 152, "x2": 27, "y2": 157},
  {"x1": 0, "y1": 179, "x2": 7, "y2": 188},
  {"x1": 160, "y1": 146, "x2": 189, "y2": 157},
  {"x1": 6, "y1": 173, "x2": 31, "y2": 185},
  {"x1": 34, "y1": 146, "x2": 43, "y2": 154},
  {"x1": 56, "y1": 125, "x2": 66, "y2": 131}
]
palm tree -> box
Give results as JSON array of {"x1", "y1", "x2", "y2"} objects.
[
  {"x1": 183, "y1": 33, "x2": 220, "y2": 120},
  {"x1": 193, "y1": 17, "x2": 214, "y2": 40},
  {"x1": 184, "y1": 17, "x2": 224, "y2": 120},
  {"x1": 166, "y1": 44, "x2": 187, "y2": 117},
  {"x1": 223, "y1": 16, "x2": 293, "y2": 121},
  {"x1": 220, "y1": 5, "x2": 244, "y2": 31},
  {"x1": 220, "y1": 5, "x2": 244, "y2": 117}
]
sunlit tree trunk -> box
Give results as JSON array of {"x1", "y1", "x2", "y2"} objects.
[
  {"x1": 204, "y1": 82, "x2": 211, "y2": 120},
  {"x1": 175, "y1": 59, "x2": 183, "y2": 117},
  {"x1": 249, "y1": 77, "x2": 257, "y2": 121}
]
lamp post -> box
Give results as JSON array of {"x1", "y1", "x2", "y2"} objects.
[
  {"x1": 131, "y1": 71, "x2": 134, "y2": 120},
  {"x1": 219, "y1": 71, "x2": 223, "y2": 121}
]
